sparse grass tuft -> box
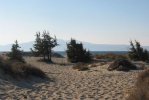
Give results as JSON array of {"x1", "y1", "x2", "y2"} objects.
[
  {"x1": 57, "y1": 62, "x2": 67, "y2": 66},
  {"x1": 90, "y1": 64, "x2": 98, "y2": 67},
  {"x1": 127, "y1": 69, "x2": 149, "y2": 100},
  {"x1": 73, "y1": 62, "x2": 89, "y2": 71}
]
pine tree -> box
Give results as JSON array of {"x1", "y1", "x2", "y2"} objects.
[
  {"x1": 143, "y1": 49, "x2": 149, "y2": 61},
  {"x1": 31, "y1": 31, "x2": 58, "y2": 62},
  {"x1": 42, "y1": 31, "x2": 58, "y2": 62},
  {"x1": 31, "y1": 32, "x2": 43, "y2": 56},
  {"x1": 129, "y1": 41, "x2": 138, "y2": 60},
  {"x1": 9, "y1": 40, "x2": 24, "y2": 62},
  {"x1": 128, "y1": 40, "x2": 149, "y2": 61},
  {"x1": 66, "y1": 39, "x2": 92, "y2": 63}
]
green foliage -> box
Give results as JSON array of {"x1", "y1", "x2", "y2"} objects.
[
  {"x1": 31, "y1": 31, "x2": 58, "y2": 62},
  {"x1": 31, "y1": 32, "x2": 43, "y2": 56},
  {"x1": 128, "y1": 40, "x2": 149, "y2": 61},
  {"x1": 66, "y1": 39, "x2": 92, "y2": 63},
  {"x1": 8, "y1": 40, "x2": 24, "y2": 62}
]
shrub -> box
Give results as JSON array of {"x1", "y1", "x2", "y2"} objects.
[
  {"x1": 66, "y1": 39, "x2": 92, "y2": 63},
  {"x1": 128, "y1": 40, "x2": 149, "y2": 61},
  {"x1": 73, "y1": 62, "x2": 89, "y2": 71},
  {"x1": 108, "y1": 59, "x2": 137, "y2": 71},
  {"x1": 0, "y1": 59, "x2": 46, "y2": 79},
  {"x1": 127, "y1": 69, "x2": 149, "y2": 100},
  {"x1": 95, "y1": 53, "x2": 128, "y2": 60}
]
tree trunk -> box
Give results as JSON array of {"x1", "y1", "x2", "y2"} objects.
[
  {"x1": 48, "y1": 52, "x2": 50, "y2": 61},
  {"x1": 49, "y1": 48, "x2": 52, "y2": 62},
  {"x1": 43, "y1": 54, "x2": 46, "y2": 61}
]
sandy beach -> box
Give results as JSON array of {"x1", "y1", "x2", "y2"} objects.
[{"x1": 0, "y1": 57, "x2": 142, "y2": 100}]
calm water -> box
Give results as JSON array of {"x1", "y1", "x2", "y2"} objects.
[{"x1": 0, "y1": 51, "x2": 128, "y2": 57}]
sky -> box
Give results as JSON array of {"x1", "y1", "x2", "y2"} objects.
[{"x1": 0, "y1": 0, "x2": 148, "y2": 45}]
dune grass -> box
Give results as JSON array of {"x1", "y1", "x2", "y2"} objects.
[
  {"x1": 0, "y1": 58, "x2": 46, "y2": 79},
  {"x1": 127, "y1": 69, "x2": 149, "y2": 100}
]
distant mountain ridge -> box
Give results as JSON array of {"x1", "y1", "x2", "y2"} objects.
[{"x1": 0, "y1": 39, "x2": 149, "y2": 51}]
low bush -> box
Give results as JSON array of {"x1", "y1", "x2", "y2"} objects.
[
  {"x1": 127, "y1": 69, "x2": 149, "y2": 100},
  {"x1": 73, "y1": 62, "x2": 89, "y2": 71},
  {"x1": 95, "y1": 53, "x2": 128, "y2": 60},
  {"x1": 0, "y1": 59, "x2": 46, "y2": 79},
  {"x1": 108, "y1": 59, "x2": 137, "y2": 71}
]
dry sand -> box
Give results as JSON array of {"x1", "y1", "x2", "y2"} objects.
[{"x1": 0, "y1": 57, "x2": 143, "y2": 100}]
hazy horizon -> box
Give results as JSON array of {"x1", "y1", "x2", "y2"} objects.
[
  {"x1": 0, "y1": 0, "x2": 148, "y2": 45},
  {"x1": 0, "y1": 38, "x2": 149, "y2": 46}
]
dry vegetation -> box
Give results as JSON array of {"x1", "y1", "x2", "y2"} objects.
[
  {"x1": 108, "y1": 59, "x2": 137, "y2": 71},
  {"x1": 73, "y1": 62, "x2": 89, "y2": 71},
  {"x1": 0, "y1": 57, "x2": 46, "y2": 79},
  {"x1": 127, "y1": 69, "x2": 149, "y2": 100},
  {"x1": 95, "y1": 53, "x2": 128, "y2": 60}
]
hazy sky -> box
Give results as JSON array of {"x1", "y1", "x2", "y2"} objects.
[{"x1": 0, "y1": 0, "x2": 148, "y2": 45}]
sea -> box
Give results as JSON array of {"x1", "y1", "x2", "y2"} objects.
[{"x1": 0, "y1": 51, "x2": 128, "y2": 57}]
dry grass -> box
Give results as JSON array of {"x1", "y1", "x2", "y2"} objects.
[
  {"x1": 127, "y1": 69, "x2": 149, "y2": 100},
  {"x1": 73, "y1": 62, "x2": 89, "y2": 71},
  {"x1": 95, "y1": 53, "x2": 128, "y2": 60},
  {"x1": 0, "y1": 59, "x2": 46, "y2": 79},
  {"x1": 89, "y1": 63, "x2": 98, "y2": 67}
]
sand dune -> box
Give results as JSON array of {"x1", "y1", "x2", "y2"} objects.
[{"x1": 0, "y1": 57, "x2": 142, "y2": 100}]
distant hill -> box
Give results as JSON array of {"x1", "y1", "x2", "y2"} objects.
[{"x1": 0, "y1": 39, "x2": 149, "y2": 51}]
